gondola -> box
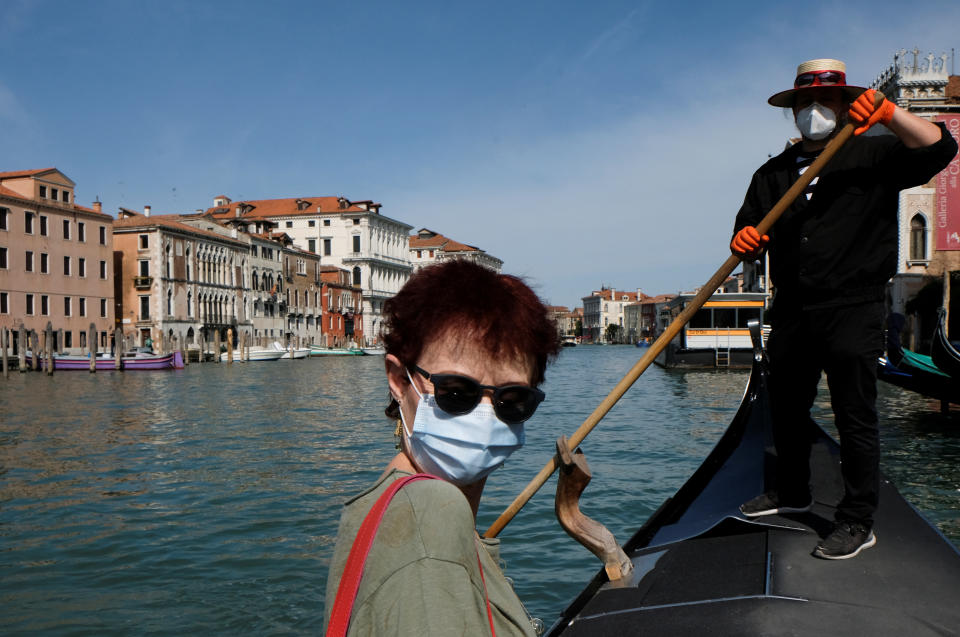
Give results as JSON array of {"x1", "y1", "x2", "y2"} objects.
[
  {"x1": 547, "y1": 323, "x2": 960, "y2": 636},
  {"x1": 877, "y1": 311, "x2": 958, "y2": 407},
  {"x1": 931, "y1": 308, "x2": 960, "y2": 379}
]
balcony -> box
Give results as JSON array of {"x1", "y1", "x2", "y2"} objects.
[{"x1": 134, "y1": 276, "x2": 153, "y2": 289}]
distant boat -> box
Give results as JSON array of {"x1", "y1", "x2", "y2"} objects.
[
  {"x1": 654, "y1": 292, "x2": 767, "y2": 369},
  {"x1": 561, "y1": 336, "x2": 578, "y2": 348},
  {"x1": 361, "y1": 346, "x2": 386, "y2": 356},
  {"x1": 270, "y1": 341, "x2": 311, "y2": 359},
  {"x1": 29, "y1": 350, "x2": 184, "y2": 370},
  {"x1": 220, "y1": 347, "x2": 284, "y2": 362},
  {"x1": 308, "y1": 344, "x2": 364, "y2": 356}
]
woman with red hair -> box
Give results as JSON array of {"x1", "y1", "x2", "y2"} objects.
[{"x1": 325, "y1": 260, "x2": 561, "y2": 636}]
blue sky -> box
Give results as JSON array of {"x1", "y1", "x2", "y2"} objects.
[{"x1": 2, "y1": 0, "x2": 959, "y2": 308}]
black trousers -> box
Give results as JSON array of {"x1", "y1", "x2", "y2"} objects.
[{"x1": 766, "y1": 301, "x2": 884, "y2": 526}]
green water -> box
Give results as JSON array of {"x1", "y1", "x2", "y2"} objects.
[{"x1": 1, "y1": 347, "x2": 957, "y2": 634}]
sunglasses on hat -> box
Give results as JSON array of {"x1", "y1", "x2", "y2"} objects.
[
  {"x1": 794, "y1": 70, "x2": 845, "y2": 88},
  {"x1": 411, "y1": 365, "x2": 545, "y2": 424}
]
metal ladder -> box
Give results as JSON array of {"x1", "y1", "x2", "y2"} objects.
[{"x1": 715, "y1": 348, "x2": 730, "y2": 367}]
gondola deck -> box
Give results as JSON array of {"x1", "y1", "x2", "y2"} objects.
[{"x1": 548, "y1": 330, "x2": 960, "y2": 636}]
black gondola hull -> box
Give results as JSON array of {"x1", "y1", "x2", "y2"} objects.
[{"x1": 548, "y1": 343, "x2": 960, "y2": 636}]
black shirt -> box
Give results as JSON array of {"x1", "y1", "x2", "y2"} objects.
[{"x1": 734, "y1": 123, "x2": 957, "y2": 310}]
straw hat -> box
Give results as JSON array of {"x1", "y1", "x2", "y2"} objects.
[{"x1": 767, "y1": 58, "x2": 867, "y2": 107}]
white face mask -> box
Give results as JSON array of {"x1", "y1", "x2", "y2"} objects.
[
  {"x1": 796, "y1": 102, "x2": 837, "y2": 140},
  {"x1": 400, "y1": 370, "x2": 525, "y2": 486}
]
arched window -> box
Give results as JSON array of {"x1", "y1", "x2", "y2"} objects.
[
  {"x1": 910, "y1": 214, "x2": 927, "y2": 261},
  {"x1": 167, "y1": 289, "x2": 173, "y2": 316},
  {"x1": 353, "y1": 266, "x2": 361, "y2": 286}
]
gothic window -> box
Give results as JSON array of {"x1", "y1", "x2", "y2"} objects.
[{"x1": 910, "y1": 213, "x2": 927, "y2": 261}]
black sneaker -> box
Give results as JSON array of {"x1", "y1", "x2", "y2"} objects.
[
  {"x1": 739, "y1": 492, "x2": 813, "y2": 518},
  {"x1": 812, "y1": 521, "x2": 876, "y2": 560}
]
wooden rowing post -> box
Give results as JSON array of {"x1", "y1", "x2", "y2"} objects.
[
  {"x1": 2, "y1": 327, "x2": 8, "y2": 379},
  {"x1": 89, "y1": 323, "x2": 97, "y2": 373},
  {"x1": 44, "y1": 322, "x2": 54, "y2": 376},
  {"x1": 227, "y1": 328, "x2": 234, "y2": 363},
  {"x1": 57, "y1": 328, "x2": 64, "y2": 355},
  {"x1": 180, "y1": 332, "x2": 188, "y2": 366},
  {"x1": 115, "y1": 328, "x2": 123, "y2": 370},
  {"x1": 18, "y1": 325, "x2": 26, "y2": 373},
  {"x1": 214, "y1": 331, "x2": 221, "y2": 363}
]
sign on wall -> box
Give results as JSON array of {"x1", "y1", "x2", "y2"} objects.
[{"x1": 936, "y1": 114, "x2": 960, "y2": 250}]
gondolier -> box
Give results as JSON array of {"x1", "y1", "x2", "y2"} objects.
[{"x1": 730, "y1": 58, "x2": 957, "y2": 559}]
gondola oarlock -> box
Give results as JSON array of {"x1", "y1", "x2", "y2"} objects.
[{"x1": 555, "y1": 435, "x2": 633, "y2": 582}]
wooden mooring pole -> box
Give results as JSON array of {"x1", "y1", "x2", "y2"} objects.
[
  {"x1": 44, "y1": 322, "x2": 54, "y2": 376},
  {"x1": 2, "y1": 327, "x2": 9, "y2": 379},
  {"x1": 214, "y1": 331, "x2": 221, "y2": 363},
  {"x1": 18, "y1": 325, "x2": 27, "y2": 373},
  {"x1": 89, "y1": 323, "x2": 97, "y2": 373}
]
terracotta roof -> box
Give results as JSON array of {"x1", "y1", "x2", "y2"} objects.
[
  {"x1": 205, "y1": 196, "x2": 379, "y2": 219},
  {"x1": 588, "y1": 289, "x2": 644, "y2": 302},
  {"x1": 113, "y1": 212, "x2": 248, "y2": 246},
  {"x1": 640, "y1": 294, "x2": 676, "y2": 304},
  {"x1": 0, "y1": 184, "x2": 23, "y2": 198},
  {"x1": 546, "y1": 305, "x2": 570, "y2": 313},
  {"x1": 0, "y1": 182, "x2": 112, "y2": 220},
  {"x1": 0, "y1": 168, "x2": 58, "y2": 179},
  {"x1": 409, "y1": 230, "x2": 480, "y2": 253}
]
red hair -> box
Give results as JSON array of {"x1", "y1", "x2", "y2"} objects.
[{"x1": 383, "y1": 260, "x2": 561, "y2": 418}]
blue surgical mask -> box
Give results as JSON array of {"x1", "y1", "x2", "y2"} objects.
[{"x1": 401, "y1": 370, "x2": 525, "y2": 486}]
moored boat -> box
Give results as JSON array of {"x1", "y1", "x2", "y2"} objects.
[
  {"x1": 220, "y1": 347, "x2": 284, "y2": 362},
  {"x1": 653, "y1": 292, "x2": 767, "y2": 369},
  {"x1": 270, "y1": 341, "x2": 311, "y2": 359},
  {"x1": 879, "y1": 311, "x2": 959, "y2": 408},
  {"x1": 308, "y1": 344, "x2": 364, "y2": 356},
  {"x1": 547, "y1": 324, "x2": 960, "y2": 636},
  {"x1": 930, "y1": 308, "x2": 960, "y2": 379},
  {"x1": 360, "y1": 346, "x2": 386, "y2": 356},
  {"x1": 29, "y1": 350, "x2": 184, "y2": 370}
]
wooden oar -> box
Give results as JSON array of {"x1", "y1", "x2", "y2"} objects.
[{"x1": 484, "y1": 95, "x2": 883, "y2": 538}]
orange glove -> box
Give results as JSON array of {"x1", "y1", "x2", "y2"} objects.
[
  {"x1": 848, "y1": 88, "x2": 895, "y2": 136},
  {"x1": 730, "y1": 226, "x2": 769, "y2": 260}
]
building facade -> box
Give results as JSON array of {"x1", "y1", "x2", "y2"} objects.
[
  {"x1": 581, "y1": 287, "x2": 645, "y2": 343},
  {"x1": 319, "y1": 265, "x2": 364, "y2": 347},
  {"x1": 409, "y1": 228, "x2": 503, "y2": 272},
  {"x1": 0, "y1": 168, "x2": 115, "y2": 353},
  {"x1": 208, "y1": 195, "x2": 412, "y2": 345},
  {"x1": 113, "y1": 209, "x2": 254, "y2": 348},
  {"x1": 870, "y1": 49, "x2": 960, "y2": 347}
]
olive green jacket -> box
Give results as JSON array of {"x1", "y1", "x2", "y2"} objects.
[{"x1": 324, "y1": 469, "x2": 539, "y2": 636}]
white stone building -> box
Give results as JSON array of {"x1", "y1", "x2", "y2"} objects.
[
  {"x1": 208, "y1": 196, "x2": 413, "y2": 345},
  {"x1": 409, "y1": 228, "x2": 503, "y2": 272},
  {"x1": 581, "y1": 287, "x2": 645, "y2": 343}
]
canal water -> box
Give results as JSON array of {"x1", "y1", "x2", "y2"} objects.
[{"x1": 1, "y1": 346, "x2": 958, "y2": 635}]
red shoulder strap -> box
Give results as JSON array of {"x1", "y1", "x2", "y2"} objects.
[
  {"x1": 326, "y1": 474, "x2": 437, "y2": 637},
  {"x1": 325, "y1": 473, "x2": 496, "y2": 637}
]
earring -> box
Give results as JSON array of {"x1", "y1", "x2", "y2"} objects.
[{"x1": 394, "y1": 418, "x2": 403, "y2": 450}]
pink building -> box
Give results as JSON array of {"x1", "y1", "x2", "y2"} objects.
[{"x1": 0, "y1": 168, "x2": 115, "y2": 353}]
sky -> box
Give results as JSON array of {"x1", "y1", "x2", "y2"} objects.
[{"x1": 2, "y1": 0, "x2": 960, "y2": 308}]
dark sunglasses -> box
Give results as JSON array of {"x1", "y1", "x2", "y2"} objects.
[
  {"x1": 410, "y1": 365, "x2": 545, "y2": 424},
  {"x1": 795, "y1": 70, "x2": 845, "y2": 88}
]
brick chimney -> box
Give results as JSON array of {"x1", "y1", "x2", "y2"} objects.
[{"x1": 92, "y1": 199, "x2": 102, "y2": 213}]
